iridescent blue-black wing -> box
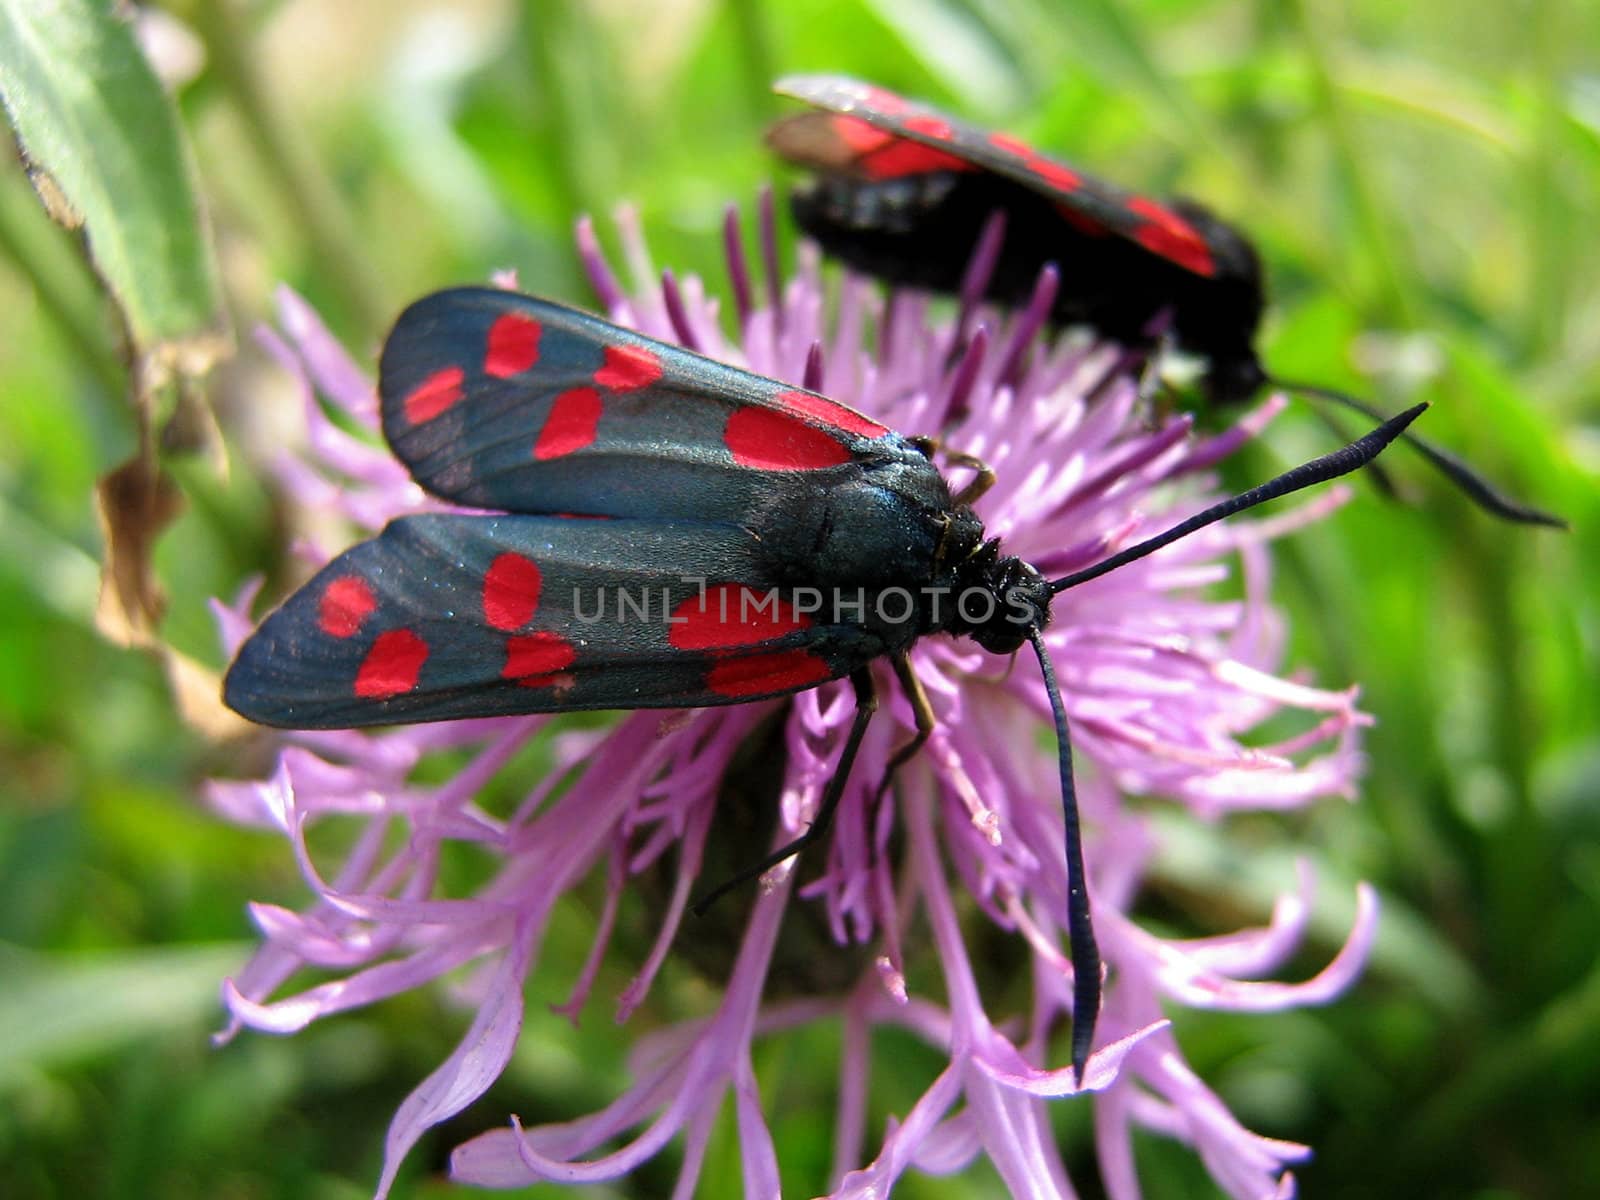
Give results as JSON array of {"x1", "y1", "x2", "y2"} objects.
[
  {"x1": 378, "y1": 287, "x2": 918, "y2": 520},
  {"x1": 223, "y1": 514, "x2": 888, "y2": 729}
]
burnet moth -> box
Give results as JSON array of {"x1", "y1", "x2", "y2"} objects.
[
  {"x1": 223, "y1": 285, "x2": 1423, "y2": 1079},
  {"x1": 768, "y1": 74, "x2": 1563, "y2": 528}
]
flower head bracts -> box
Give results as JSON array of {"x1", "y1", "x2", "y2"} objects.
[{"x1": 211, "y1": 193, "x2": 1377, "y2": 1198}]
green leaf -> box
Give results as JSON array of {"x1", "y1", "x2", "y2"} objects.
[
  {"x1": 857, "y1": 0, "x2": 1025, "y2": 111},
  {"x1": 0, "y1": 943, "x2": 250, "y2": 1087},
  {"x1": 0, "y1": 0, "x2": 228, "y2": 373}
]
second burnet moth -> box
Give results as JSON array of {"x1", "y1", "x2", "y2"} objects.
[
  {"x1": 223, "y1": 284, "x2": 1424, "y2": 1080},
  {"x1": 768, "y1": 74, "x2": 1563, "y2": 528}
]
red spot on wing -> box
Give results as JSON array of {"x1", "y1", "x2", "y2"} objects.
[
  {"x1": 670, "y1": 585, "x2": 812, "y2": 651},
  {"x1": 867, "y1": 139, "x2": 973, "y2": 178},
  {"x1": 725, "y1": 407, "x2": 852, "y2": 471},
  {"x1": 503, "y1": 631, "x2": 577, "y2": 685},
  {"x1": 1026, "y1": 157, "x2": 1082, "y2": 194},
  {"x1": 775, "y1": 390, "x2": 888, "y2": 439},
  {"x1": 1127, "y1": 197, "x2": 1216, "y2": 276},
  {"x1": 983, "y1": 128, "x2": 1083, "y2": 194},
  {"x1": 534, "y1": 387, "x2": 602, "y2": 460},
  {"x1": 706, "y1": 651, "x2": 834, "y2": 698},
  {"x1": 988, "y1": 131, "x2": 1034, "y2": 158},
  {"x1": 864, "y1": 86, "x2": 910, "y2": 115},
  {"x1": 903, "y1": 113, "x2": 954, "y2": 141},
  {"x1": 832, "y1": 114, "x2": 891, "y2": 153},
  {"x1": 594, "y1": 344, "x2": 662, "y2": 391},
  {"x1": 484, "y1": 313, "x2": 541, "y2": 378},
  {"x1": 483, "y1": 552, "x2": 542, "y2": 631},
  {"x1": 403, "y1": 367, "x2": 464, "y2": 425},
  {"x1": 830, "y1": 115, "x2": 973, "y2": 178},
  {"x1": 318, "y1": 575, "x2": 377, "y2": 638},
  {"x1": 354, "y1": 629, "x2": 428, "y2": 699}
]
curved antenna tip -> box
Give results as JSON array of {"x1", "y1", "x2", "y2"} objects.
[{"x1": 1269, "y1": 376, "x2": 1567, "y2": 529}]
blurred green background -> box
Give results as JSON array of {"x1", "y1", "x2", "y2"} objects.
[{"x1": 1, "y1": 1, "x2": 1595, "y2": 1197}]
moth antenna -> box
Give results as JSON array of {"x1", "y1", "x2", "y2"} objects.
[
  {"x1": 1036, "y1": 402, "x2": 1428, "y2": 1071},
  {"x1": 1027, "y1": 627, "x2": 1099, "y2": 1085},
  {"x1": 1302, "y1": 401, "x2": 1403, "y2": 502},
  {"x1": 1051, "y1": 404, "x2": 1427, "y2": 595},
  {"x1": 1270, "y1": 376, "x2": 1566, "y2": 529}
]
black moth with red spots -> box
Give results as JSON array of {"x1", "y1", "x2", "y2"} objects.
[
  {"x1": 224, "y1": 285, "x2": 1425, "y2": 1079},
  {"x1": 228, "y1": 289, "x2": 923, "y2": 725},
  {"x1": 769, "y1": 74, "x2": 1267, "y2": 403},
  {"x1": 769, "y1": 75, "x2": 1563, "y2": 527}
]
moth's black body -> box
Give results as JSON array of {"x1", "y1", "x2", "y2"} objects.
[{"x1": 792, "y1": 170, "x2": 1268, "y2": 404}]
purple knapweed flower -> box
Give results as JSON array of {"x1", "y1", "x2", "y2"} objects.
[{"x1": 210, "y1": 192, "x2": 1378, "y2": 1200}]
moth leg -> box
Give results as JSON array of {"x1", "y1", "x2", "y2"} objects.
[
  {"x1": 943, "y1": 449, "x2": 997, "y2": 507},
  {"x1": 875, "y1": 654, "x2": 935, "y2": 807},
  {"x1": 692, "y1": 668, "x2": 877, "y2": 915},
  {"x1": 908, "y1": 438, "x2": 995, "y2": 506},
  {"x1": 859, "y1": 655, "x2": 936, "y2": 872}
]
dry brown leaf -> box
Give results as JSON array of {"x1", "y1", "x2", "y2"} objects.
[{"x1": 94, "y1": 453, "x2": 184, "y2": 646}]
